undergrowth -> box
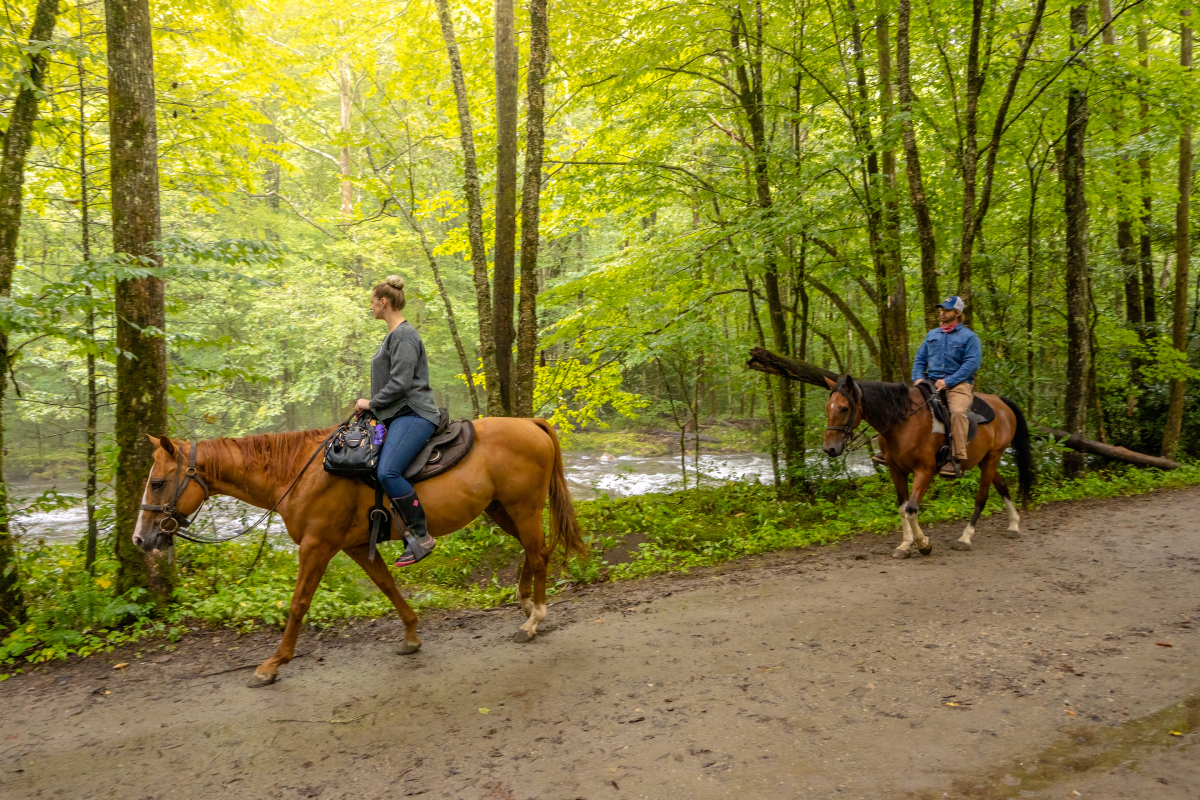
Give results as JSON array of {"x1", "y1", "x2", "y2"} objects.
[{"x1": 4, "y1": 459, "x2": 1199, "y2": 677}]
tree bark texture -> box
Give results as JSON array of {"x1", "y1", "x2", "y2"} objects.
[
  {"x1": 1162, "y1": 10, "x2": 1191, "y2": 459},
  {"x1": 1062, "y1": 2, "x2": 1091, "y2": 478},
  {"x1": 515, "y1": 0, "x2": 548, "y2": 418},
  {"x1": 1138, "y1": 20, "x2": 1157, "y2": 327},
  {"x1": 337, "y1": 57, "x2": 354, "y2": 217},
  {"x1": 874, "y1": 11, "x2": 909, "y2": 381},
  {"x1": 895, "y1": 0, "x2": 939, "y2": 331},
  {"x1": 956, "y1": 0, "x2": 985, "y2": 322},
  {"x1": 492, "y1": 0, "x2": 520, "y2": 416},
  {"x1": 435, "y1": 0, "x2": 498, "y2": 418},
  {"x1": 0, "y1": 0, "x2": 58, "y2": 630},
  {"x1": 105, "y1": 0, "x2": 173, "y2": 600},
  {"x1": 79, "y1": 4, "x2": 99, "y2": 573}
]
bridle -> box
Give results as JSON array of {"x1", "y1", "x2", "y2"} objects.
[{"x1": 140, "y1": 441, "x2": 210, "y2": 537}]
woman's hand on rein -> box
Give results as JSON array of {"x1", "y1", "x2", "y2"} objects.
[{"x1": 355, "y1": 398, "x2": 371, "y2": 414}]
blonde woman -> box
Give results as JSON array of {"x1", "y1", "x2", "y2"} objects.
[{"x1": 354, "y1": 275, "x2": 440, "y2": 566}]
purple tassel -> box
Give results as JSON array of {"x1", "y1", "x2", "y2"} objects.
[{"x1": 373, "y1": 423, "x2": 386, "y2": 446}]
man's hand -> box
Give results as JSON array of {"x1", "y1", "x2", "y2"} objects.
[
  {"x1": 355, "y1": 398, "x2": 371, "y2": 414},
  {"x1": 934, "y1": 379, "x2": 947, "y2": 391}
]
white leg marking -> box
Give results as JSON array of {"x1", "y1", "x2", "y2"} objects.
[
  {"x1": 519, "y1": 595, "x2": 534, "y2": 618},
  {"x1": 897, "y1": 504, "x2": 914, "y2": 551},
  {"x1": 958, "y1": 524, "x2": 976, "y2": 545},
  {"x1": 908, "y1": 512, "x2": 929, "y2": 550},
  {"x1": 1004, "y1": 498, "x2": 1021, "y2": 532},
  {"x1": 518, "y1": 603, "x2": 547, "y2": 635}
]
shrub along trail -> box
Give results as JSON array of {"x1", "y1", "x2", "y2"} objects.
[{"x1": 2, "y1": 488, "x2": 1199, "y2": 799}]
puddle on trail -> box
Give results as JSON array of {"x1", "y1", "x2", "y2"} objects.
[
  {"x1": 912, "y1": 692, "x2": 1199, "y2": 799},
  {"x1": 11, "y1": 449, "x2": 874, "y2": 545}
]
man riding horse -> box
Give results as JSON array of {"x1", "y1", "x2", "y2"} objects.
[{"x1": 911, "y1": 295, "x2": 981, "y2": 478}]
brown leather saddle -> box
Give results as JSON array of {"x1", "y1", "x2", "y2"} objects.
[
  {"x1": 915, "y1": 381, "x2": 994, "y2": 469},
  {"x1": 404, "y1": 409, "x2": 476, "y2": 484}
]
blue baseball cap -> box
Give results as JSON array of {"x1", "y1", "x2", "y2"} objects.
[{"x1": 937, "y1": 295, "x2": 965, "y2": 311}]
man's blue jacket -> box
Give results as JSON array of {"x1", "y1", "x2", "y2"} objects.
[{"x1": 911, "y1": 325, "x2": 982, "y2": 387}]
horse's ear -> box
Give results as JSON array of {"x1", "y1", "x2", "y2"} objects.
[
  {"x1": 843, "y1": 374, "x2": 856, "y2": 392},
  {"x1": 824, "y1": 375, "x2": 837, "y2": 390},
  {"x1": 147, "y1": 434, "x2": 176, "y2": 456}
]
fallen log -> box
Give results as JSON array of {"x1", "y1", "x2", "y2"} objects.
[
  {"x1": 1033, "y1": 426, "x2": 1181, "y2": 470},
  {"x1": 746, "y1": 347, "x2": 1182, "y2": 471}
]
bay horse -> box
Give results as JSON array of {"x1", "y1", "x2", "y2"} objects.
[
  {"x1": 822, "y1": 375, "x2": 1033, "y2": 559},
  {"x1": 132, "y1": 417, "x2": 586, "y2": 687}
]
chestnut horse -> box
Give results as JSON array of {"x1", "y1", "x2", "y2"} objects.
[
  {"x1": 821, "y1": 375, "x2": 1033, "y2": 559},
  {"x1": 132, "y1": 417, "x2": 586, "y2": 687}
]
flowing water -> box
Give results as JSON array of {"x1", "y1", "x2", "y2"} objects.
[{"x1": 10, "y1": 450, "x2": 875, "y2": 545}]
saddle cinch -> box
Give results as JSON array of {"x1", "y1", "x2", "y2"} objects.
[
  {"x1": 915, "y1": 381, "x2": 994, "y2": 467},
  {"x1": 363, "y1": 409, "x2": 475, "y2": 558}
]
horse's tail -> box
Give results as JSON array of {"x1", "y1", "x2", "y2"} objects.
[
  {"x1": 532, "y1": 418, "x2": 588, "y2": 562},
  {"x1": 1000, "y1": 397, "x2": 1034, "y2": 509}
]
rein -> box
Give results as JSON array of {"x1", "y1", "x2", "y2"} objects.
[{"x1": 144, "y1": 430, "x2": 335, "y2": 545}]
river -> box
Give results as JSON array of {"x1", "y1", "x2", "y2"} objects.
[{"x1": 9, "y1": 450, "x2": 875, "y2": 546}]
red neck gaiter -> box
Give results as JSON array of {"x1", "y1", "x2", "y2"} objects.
[{"x1": 941, "y1": 322, "x2": 960, "y2": 334}]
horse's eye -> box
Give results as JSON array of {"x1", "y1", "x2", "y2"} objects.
[
  {"x1": 840, "y1": 406, "x2": 850, "y2": 413},
  {"x1": 151, "y1": 480, "x2": 165, "y2": 489}
]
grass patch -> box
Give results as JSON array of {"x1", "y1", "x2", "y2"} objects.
[{"x1": 4, "y1": 460, "x2": 1200, "y2": 676}]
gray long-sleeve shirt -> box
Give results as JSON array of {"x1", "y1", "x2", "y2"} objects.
[{"x1": 369, "y1": 322, "x2": 440, "y2": 425}]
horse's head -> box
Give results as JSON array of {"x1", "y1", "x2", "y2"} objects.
[
  {"x1": 822, "y1": 374, "x2": 863, "y2": 458},
  {"x1": 132, "y1": 435, "x2": 208, "y2": 552}
]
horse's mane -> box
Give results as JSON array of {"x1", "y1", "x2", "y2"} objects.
[
  {"x1": 198, "y1": 427, "x2": 336, "y2": 484},
  {"x1": 834, "y1": 375, "x2": 915, "y2": 432}
]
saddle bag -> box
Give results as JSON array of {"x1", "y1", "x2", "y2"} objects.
[{"x1": 323, "y1": 414, "x2": 385, "y2": 479}]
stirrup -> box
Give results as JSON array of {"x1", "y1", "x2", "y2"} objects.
[
  {"x1": 939, "y1": 460, "x2": 962, "y2": 479},
  {"x1": 394, "y1": 534, "x2": 436, "y2": 568}
]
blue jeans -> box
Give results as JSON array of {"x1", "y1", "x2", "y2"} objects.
[{"x1": 377, "y1": 414, "x2": 437, "y2": 499}]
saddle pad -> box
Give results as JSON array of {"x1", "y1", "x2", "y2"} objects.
[{"x1": 404, "y1": 419, "x2": 476, "y2": 484}]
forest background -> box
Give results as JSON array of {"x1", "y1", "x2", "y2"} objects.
[{"x1": 0, "y1": 0, "x2": 1198, "y2": 663}]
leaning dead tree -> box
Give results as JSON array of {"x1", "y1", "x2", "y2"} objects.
[{"x1": 746, "y1": 347, "x2": 1182, "y2": 471}]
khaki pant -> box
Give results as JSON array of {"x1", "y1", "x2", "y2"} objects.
[{"x1": 946, "y1": 382, "x2": 973, "y2": 460}]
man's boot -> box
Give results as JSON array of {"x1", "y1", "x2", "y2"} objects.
[{"x1": 392, "y1": 490, "x2": 436, "y2": 567}]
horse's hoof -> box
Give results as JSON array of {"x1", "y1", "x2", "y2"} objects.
[
  {"x1": 247, "y1": 672, "x2": 277, "y2": 688},
  {"x1": 397, "y1": 641, "x2": 421, "y2": 655},
  {"x1": 918, "y1": 545, "x2": 933, "y2": 556},
  {"x1": 951, "y1": 541, "x2": 972, "y2": 551},
  {"x1": 513, "y1": 629, "x2": 535, "y2": 643},
  {"x1": 1003, "y1": 531, "x2": 1021, "y2": 540},
  {"x1": 891, "y1": 548, "x2": 911, "y2": 560}
]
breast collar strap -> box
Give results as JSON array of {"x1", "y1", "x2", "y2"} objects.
[{"x1": 140, "y1": 441, "x2": 210, "y2": 534}]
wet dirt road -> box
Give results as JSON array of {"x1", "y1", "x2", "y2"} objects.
[{"x1": 2, "y1": 488, "x2": 1199, "y2": 799}]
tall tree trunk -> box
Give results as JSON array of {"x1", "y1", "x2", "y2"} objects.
[
  {"x1": 434, "y1": 0, "x2": 498, "y2": 418},
  {"x1": 1162, "y1": 10, "x2": 1192, "y2": 459},
  {"x1": 1138, "y1": 20, "x2": 1157, "y2": 328},
  {"x1": 515, "y1": 0, "x2": 548, "y2": 418},
  {"x1": 1100, "y1": 0, "x2": 1141, "y2": 328},
  {"x1": 875, "y1": 9, "x2": 909, "y2": 380},
  {"x1": 79, "y1": 3, "x2": 99, "y2": 574},
  {"x1": 492, "y1": 0, "x2": 519, "y2": 416},
  {"x1": 956, "y1": 0, "x2": 986, "y2": 323},
  {"x1": 106, "y1": 0, "x2": 173, "y2": 600},
  {"x1": 895, "y1": 0, "x2": 939, "y2": 331},
  {"x1": 337, "y1": 56, "x2": 354, "y2": 217},
  {"x1": 0, "y1": 0, "x2": 58, "y2": 630},
  {"x1": 1063, "y1": 2, "x2": 1091, "y2": 478},
  {"x1": 731, "y1": 4, "x2": 799, "y2": 486}
]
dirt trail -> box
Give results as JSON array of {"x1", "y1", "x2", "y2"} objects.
[{"x1": 3, "y1": 488, "x2": 1199, "y2": 799}]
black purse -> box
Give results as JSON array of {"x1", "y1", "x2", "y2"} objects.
[{"x1": 323, "y1": 414, "x2": 385, "y2": 478}]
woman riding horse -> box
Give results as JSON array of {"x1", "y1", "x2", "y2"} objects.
[
  {"x1": 131, "y1": 279, "x2": 586, "y2": 687},
  {"x1": 356, "y1": 275, "x2": 439, "y2": 567}
]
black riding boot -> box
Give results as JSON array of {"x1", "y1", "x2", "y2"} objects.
[{"x1": 392, "y1": 490, "x2": 436, "y2": 567}]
